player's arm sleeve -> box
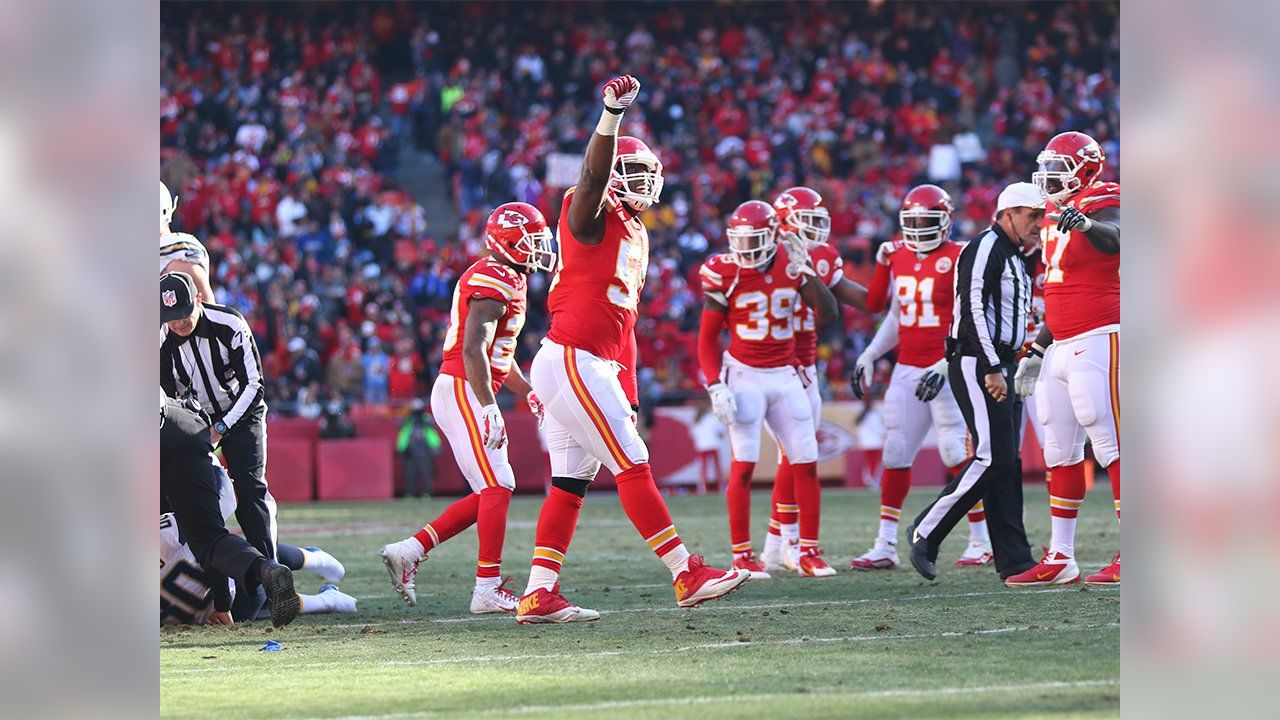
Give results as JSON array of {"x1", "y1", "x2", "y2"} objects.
[
  {"x1": 865, "y1": 261, "x2": 892, "y2": 313},
  {"x1": 698, "y1": 306, "x2": 727, "y2": 386},
  {"x1": 617, "y1": 330, "x2": 639, "y2": 407},
  {"x1": 863, "y1": 308, "x2": 899, "y2": 359}
]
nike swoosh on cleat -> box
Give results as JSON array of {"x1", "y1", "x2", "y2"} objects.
[{"x1": 1036, "y1": 570, "x2": 1054, "y2": 580}]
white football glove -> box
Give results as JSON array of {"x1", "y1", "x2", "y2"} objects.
[
  {"x1": 1014, "y1": 352, "x2": 1043, "y2": 397},
  {"x1": 781, "y1": 230, "x2": 815, "y2": 279},
  {"x1": 527, "y1": 392, "x2": 545, "y2": 429},
  {"x1": 915, "y1": 359, "x2": 948, "y2": 402},
  {"x1": 707, "y1": 382, "x2": 737, "y2": 425},
  {"x1": 479, "y1": 404, "x2": 507, "y2": 450},
  {"x1": 851, "y1": 350, "x2": 876, "y2": 400},
  {"x1": 602, "y1": 75, "x2": 640, "y2": 112},
  {"x1": 874, "y1": 241, "x2": 895, "y2": 266}
]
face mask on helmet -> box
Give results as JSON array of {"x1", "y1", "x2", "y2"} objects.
[
  {"x1": 610, "y1": 156, "x2": 664, "y2": 211},
  {"x1": 785, "y1": 207, "x2": 831, "y2": 246},
  {"x1": 727, "y1": 225, "x2": 778, "y2": 268},
  {"x1": 899, "y1": 208, "x2": 951, "y2": 253},
  {"x1": 1032, "y1": 154, "x2": 1080, "y2": 204},
  {"x1": 489, "y1": 224, "x2": 555, "y2": 273}
]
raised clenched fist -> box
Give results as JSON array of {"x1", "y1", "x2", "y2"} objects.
[{"x1": 602, "y1": 75, "x2": 640, "y2": 112}]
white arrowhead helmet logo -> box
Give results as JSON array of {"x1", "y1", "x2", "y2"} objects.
[
  {"x1": 776, "y1": 192, "x2": 798, "y2": 208},
  {"x1": 496, "y1": 210, "x2": 529, "y2": 229}
]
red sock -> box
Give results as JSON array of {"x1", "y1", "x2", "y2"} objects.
[
  {"x1": 530, "y1": 486, "x2": 583, "y2": 575},
  {"x1": 476, "y1": 486, "x2": 511, "y2": 579},
  {"x1": 880, "y1": 467, "x2": 911, "y2": 523},
  {"x1": 726, "y1": 460, "x2": 755, "y2": 553},
  {"x1": 414, "y1": 493, "x2": 480, "y2": 551},
  {"x1": 1108, "y1": 460, "x2": 1120, "y2": 520},
  {"x1": 770, "y1": 458, "x2": 798, "y2": 534},
  {"x1": 615, "y1": 463, "x2": 685, "y2": 559},
  {"x1": 793, "y1": 461, "x2": 821, "y2": 550}
]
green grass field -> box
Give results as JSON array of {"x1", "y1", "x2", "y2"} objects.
[{"x1": 160, "y1": 485, "x2": 1120, "y2": 719}]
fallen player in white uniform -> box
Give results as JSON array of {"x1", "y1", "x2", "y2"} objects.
[{"x1": 160, "y1": 464, "x2": 355, "y2": 625}]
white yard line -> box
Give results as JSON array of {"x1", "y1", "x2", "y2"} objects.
[{"x1": 299, "y1": 679, "x2": 1118, "y2": 720}]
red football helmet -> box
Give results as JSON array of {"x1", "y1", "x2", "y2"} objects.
[
  {"x1": 899, "y1": 184, "x2": 955, "y2": 253},
  {"x1": 773, "y1": 186, "x2": 831, "y2": 247},
  {"x1": 726, "y1": 200, "x2": 780, "y2": 268},
  {"x1": 1032, "y1": 131, "x2": 1106, "y2": 204},
  {"x1": 485, "y1": 202, "x2": 555, "y2": 273},
  {"x1": 609, "y1": 136, "x2": 664, "y2": 211}
]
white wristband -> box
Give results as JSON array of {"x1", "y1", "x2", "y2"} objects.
[{"x1": 596, "y1": 108, "x2": 622, "y2": 136}]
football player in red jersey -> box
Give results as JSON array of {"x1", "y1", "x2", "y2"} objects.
[
  {"x1": 516, "y1": 75, "x2": 749, "y2": 624},
  {"x1": 759, "y1": 186, "x2": 872, "y2": 573},
  {"x1": 379, "y1": 202, "x2": 553, "y2": 614},
  {"x1": 847, "y1": 185, "x2": 994, "y2": 570},
  {"x1": 1007, "y1": 131, "x2": 1121, "y2": 588},
  {"x1": 698, "y1": 200, "x2": 839, "y2": 578}
]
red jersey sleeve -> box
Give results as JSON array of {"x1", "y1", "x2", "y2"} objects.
[
  {"x1": 698, "y1": 254, "x2": 734, "y2": 305},
  {"x1": 810, "y1": 243, "x2": 844, "y2": 288},
  {"x1": 1074, "y1": 182, "x2": 1120, "y2": 213},
  {"x1": 866, "y1": 259, "x2": 893, "y2": 313},
  {"x1": 465, "y1": 261, "x2": 521, "y2": 306}
]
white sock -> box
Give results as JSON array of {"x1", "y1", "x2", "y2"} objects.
[
  {"x1": 782, "y1": 522, "x2": 799, "y2": 545},
  {"x1": 298, "y1": 588, "x2": 356, "y2": 614},
  {"x1": 762, "y1": 532, "x2": 782, "y2": 556},
  {"x1": 661, "y1": 544, "x2": 691, "y2": 577},
  {"x1": 475, "y1": 575, "x2": 501, "y2": 593},
  {"x1": 300, "y1": 547, "x2": 346, "y2": 583},
  {"x1": 1050, "y1": 515, "x2": 1077, "y2": 558},
  {"x1": 299, "y1": 592, "x2": 324, "y2": 614},
  {"x1": 878, "y1": 518, "x2": 899, "y2": 545},
  {"x1": 968, "y1": 519, "x2": 990, "y2": 544},
  {"x1": 524, "y1": 566, "x2": 559, "y2": 596}
]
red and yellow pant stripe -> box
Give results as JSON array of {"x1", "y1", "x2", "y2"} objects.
[
  {"x1": 563, "y1": 346, "x2": 636, "y2": 472},
  {"x1": 454, "y1": 377, "x2": 500, "y2": 489}
]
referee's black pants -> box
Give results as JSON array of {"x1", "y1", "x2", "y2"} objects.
[
  {"x1": 161, "y1": 399, "x2": 264, "y2": 583},
  {"x1": 219, "y1": 403, "x2": 276, "y2": 560},
  {"x1": 911, "y1": 356, "x2": 1035, "y2": 579}
]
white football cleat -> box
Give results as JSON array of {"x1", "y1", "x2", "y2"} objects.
[
  {"x1": 471, "y1": 579, "x2": 520, "y2": 614},
  {"x1": 302, "y1": 546, "x2": 346, "y2": 583},
  {"x1": 316, "y1": 585, "x2": 357, "y2": 613},
  {"x1": 379, "y1": 540, "x2": 424, "y2": 606},
  {"x1": 760, "y1": 542, "x2": 786, "y2": 573},
  {"x1": 848, "y1": 540, "x2": 899, "y2": 571},
  {"x1": 781, "y1": 538, "x2": 801, "y2": 571},
  {"x1": 954, "y1": 540, "x2": 994, "y2": 567}
]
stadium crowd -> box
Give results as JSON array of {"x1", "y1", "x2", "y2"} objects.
[{"x1": 159, "y1": 1, "x2": 1118, "y2": 416}]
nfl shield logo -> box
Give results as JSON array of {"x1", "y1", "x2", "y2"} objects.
[{"x1": 162, "y1": 290, "x2": 177, "y2": 307}]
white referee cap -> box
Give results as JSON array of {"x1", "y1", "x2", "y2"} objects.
[{"x1": 996, "y1": 182, "x2": 1045, "y2": 212}]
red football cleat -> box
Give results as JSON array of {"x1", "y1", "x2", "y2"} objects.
[
  {"x1": 515, "y1": 583, "x2": 600, "y2": 624},
  {"x1": 1084, "y1": 552, "x2": 1120, "y2": 587},
  {"x1": 732, "y1": 551, "x2": 772, "y2": 580},
  {"x1": 954, "y1": 540, "x2": 994, "y2": 567},
  {"x1": 674, "y1": 555, "x2": 750, "y2": 608},
  {"x1": 1004, "y1": 550, "x2": 1080, "y2": 587},
  {"x1": 798, "y1": 547, "x2": 837, "y2": 577}
]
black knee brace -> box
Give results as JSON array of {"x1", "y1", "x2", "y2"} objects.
[{"x1": 551, "y1": 476, "x2": 590, "y2": 497}]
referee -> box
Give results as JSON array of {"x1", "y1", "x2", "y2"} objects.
[
  {"x1": 161, "y1": 271, "x2": 276, "y2": 560},
  {"x1": 906, "y1": 183, "x2": 1043, "y2": 582}
]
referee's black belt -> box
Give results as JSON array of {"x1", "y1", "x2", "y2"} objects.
[{"x1": 945, "y1": 337, "x2": 1017, "y2": 365}]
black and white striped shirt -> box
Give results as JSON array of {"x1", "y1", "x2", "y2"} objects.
[
  {"x1": 950, "y1": 225, "x2": 1033, "y2": 369},
  {"x1": 161, "y1": 303, "x2": 264, "y2": 431}
]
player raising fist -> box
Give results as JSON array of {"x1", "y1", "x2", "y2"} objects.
[
  {"x1": 379, "y1": 201, "x2": 552, "y2": 615},
  {"x1": 516, "y1": 75, "x2": 748, "y2": 624}
]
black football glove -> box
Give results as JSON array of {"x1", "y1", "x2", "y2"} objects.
[
  {"x1": 1053, "y1": 206, "x2": 1093, "y2": 234},
  {"x1": 850, "y1": 365, "x2": 867, "y2": 400}
]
